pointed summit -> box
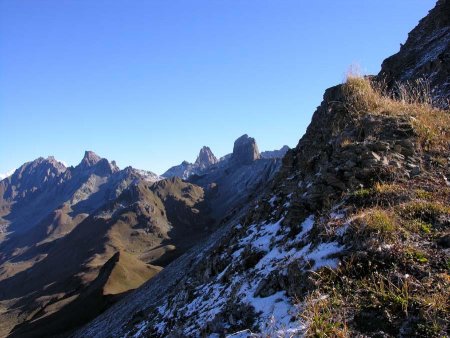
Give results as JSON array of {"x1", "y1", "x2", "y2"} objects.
[
  {"x1": 231, "y1": 134, "x2": 261, "y2": 165},
  {"x1": 80, "y1": 151, "x2": 102, "y2": 167},
  {"x1": 75, "y1": 151, "x2": 119, "y2": 176},
  {"x1": 194, "y1": 146, "x2": 218, "y2": 169}
]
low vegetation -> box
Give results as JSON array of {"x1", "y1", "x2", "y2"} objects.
[
  {"x1": 343, "y1": 74, "x2": 450, "y2": 152},
  {"x1": 298, "y1": 75, "x2": 450, "y2": 337}
]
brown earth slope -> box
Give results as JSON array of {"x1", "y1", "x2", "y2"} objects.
[{"x1": 0, "y1": 154, "x2": 214, "y2": 337}]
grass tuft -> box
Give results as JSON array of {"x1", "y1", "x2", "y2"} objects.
[{"x1": 362, "y1": 209, "x2": 396, "y2": 237}]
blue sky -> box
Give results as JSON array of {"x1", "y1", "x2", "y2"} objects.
[{"x1": 0, "y1": 0, "x2": 436, "y2": 175}]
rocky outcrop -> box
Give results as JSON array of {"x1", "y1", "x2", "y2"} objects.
[
  {"x1": 163, "y1": 138, "x2": 285, "y2": 180},
  {"x1": 379, "y1": 0, "x2": 450, "y2": 104},
  {"x1": 276, "y1": 84, "x2": 423, "y2": 211},
  {"x1": 183, "y1": 136, "x2": 281, "y2": 220},
  {"x1": 231, "y1": 134, "x2": 261, "y2": 165}
]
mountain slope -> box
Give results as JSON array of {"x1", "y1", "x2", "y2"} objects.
[
  {"x1": 75, "y1": 2, "x2": 450, "y2": 337},
  {"x1": 77, "y1": 78, "x2": 450, "y2": 338},
  {"x1": 379, "y1": 0, "x2": 450, "y2": 105},
  {"x1": 0, "y1": 136, "x2": 283, "y2": 337},
  {"x1": 0, "y1": 153, "x2": 215, "y2": 337}
]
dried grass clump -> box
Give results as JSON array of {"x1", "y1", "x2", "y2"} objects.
[
  {"x1": 355, "y1": 208, "x2": 397, "y2": 239},
  {"x1": 342, "y1": 75, "x2": 450, "y2": 152}
]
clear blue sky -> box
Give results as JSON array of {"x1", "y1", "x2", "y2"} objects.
[{"x1": 0, "y1": 0, "x2": 436, "y2": 175}]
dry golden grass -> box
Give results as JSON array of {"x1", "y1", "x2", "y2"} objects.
[
  {"x1": 343, "y1": 75, "x2": 450, "y2": 152},
  {"x1": 373, "y1": 182, "x2": 404, "y2": 195},
  {"x1": 351, "y1": 208, "x2": 397, "y2": 241}
]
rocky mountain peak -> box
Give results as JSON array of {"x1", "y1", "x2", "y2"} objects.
[
  {"x1": 194, "y1": 146, "x2": 218, "y2": 169},
  {"x1": 231, "y1": 134, "x2": 261, "y2": 165},
  {"x1": 14, "y1": 156, "x2": 67, "y2": 180},
  {"x1": 74, "y1": 151, "x2": 119, "y2": 176},
  {"x1": 4, "y1": 156, "x2": 67, "y2": 200},
  {"x1": 80, "y1": 150, "x2": 102, "y2": 167}
]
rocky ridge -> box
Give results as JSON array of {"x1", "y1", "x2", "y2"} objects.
[
  {"x1": 261, "y1": 145, "x2": 290, "y2": 159},
  {"x1": 379, "y1": 0, "x2": 450, "y2": 105},
  {"x1": 162, "y1": 136, "x2": 287, "y2": 180}
]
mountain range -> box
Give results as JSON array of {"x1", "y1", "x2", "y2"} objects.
[
  {"x1": 1, "y1": 1, "x2": 449, "y2": 337},
  {"x1": 0, "y1": 137, "x2": 287, "y2": 337},
  {"x1": 75, "y1": 1, "x2": 450, "y2": 337}
]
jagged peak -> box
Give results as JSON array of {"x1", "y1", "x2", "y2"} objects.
[
  {"x1": 5, "y1": 156, "x2": 68, "y2": 193},
  {"x1": 194, "y1": 146, "x2": 218, "y2": 169},
  {"x1": 75, "y1": 151, "x2": 119, "y2": 176},
  {"x1": 80, "y1": 150, "x2": 102, "y2": 167},
  {"x1": 16, "y1": 156, "x2": 67, "y2": 175}
]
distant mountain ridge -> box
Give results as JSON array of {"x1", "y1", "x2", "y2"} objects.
[
  {"x1": 0, "y1": 151, "x2": 186, "y2": 337},
  {"x1": 0, "y1": 135, "x2": 284, "y2": 337},
  {"x1": 162, "y1": 136, "x2": 288, "y2": 180}
]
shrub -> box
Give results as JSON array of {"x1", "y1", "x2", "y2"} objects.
[
  {"x1": 374, "y1": 182, "x2": 403, "y2": 195},
  {"x1": 414, "y1": 189, "x2": 433, "y2": 200}
]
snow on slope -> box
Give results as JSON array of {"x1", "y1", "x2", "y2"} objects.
[{"x1": 123, "y1": 198, "x2": 347, "y2": 337}]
